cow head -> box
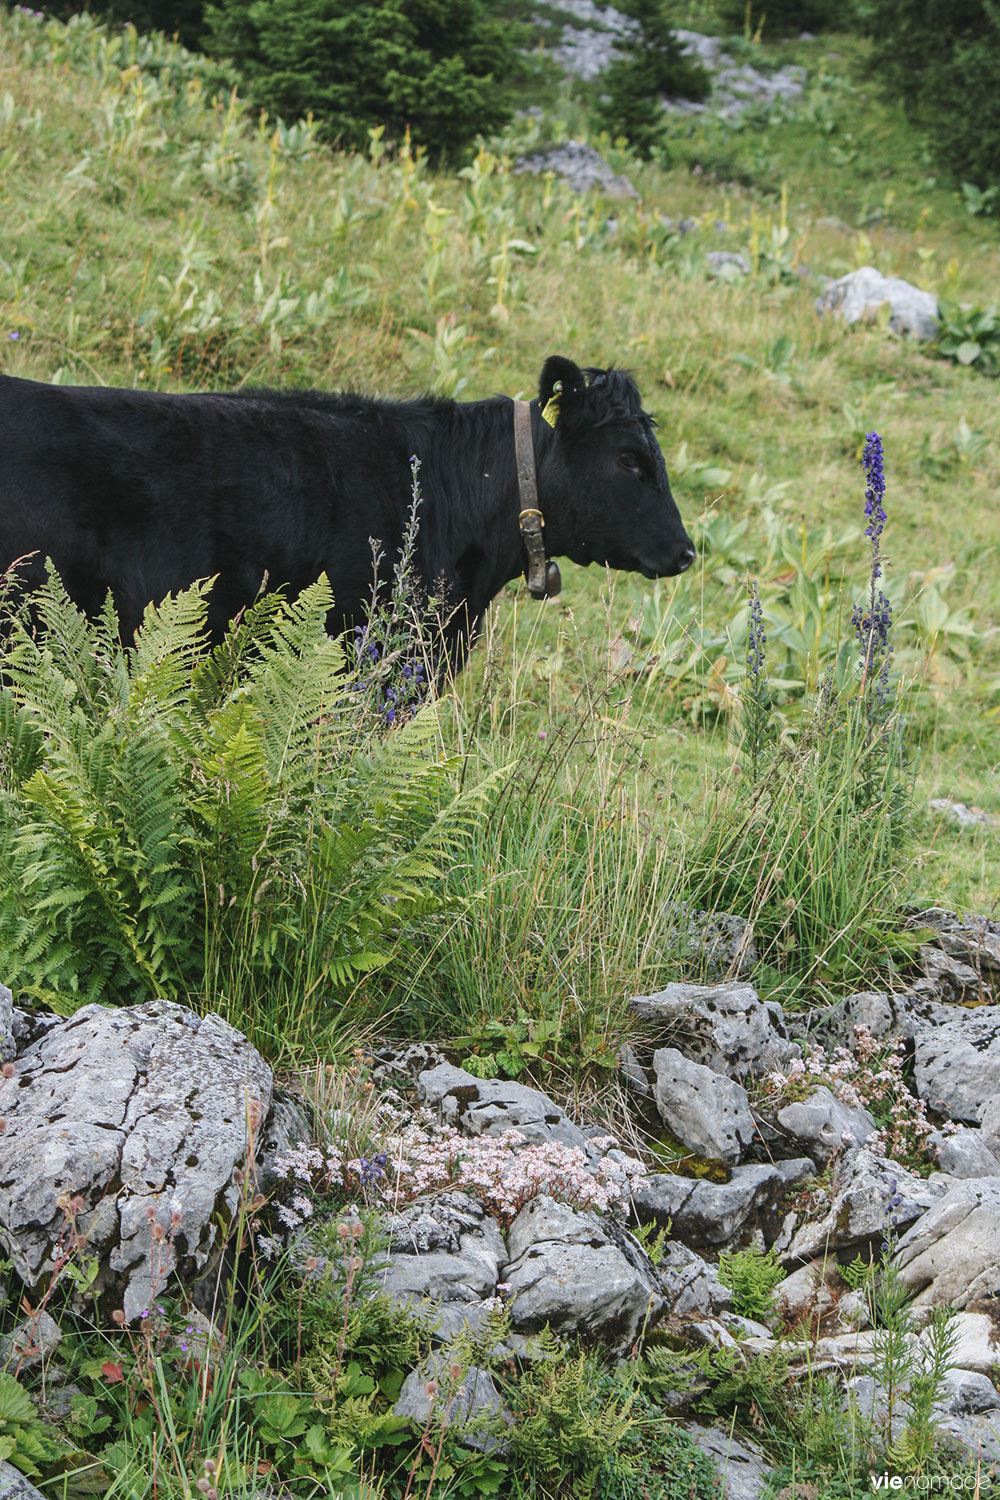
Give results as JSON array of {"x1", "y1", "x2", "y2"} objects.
[{"x1": 534, "y1": 355, "x2": 695, "y2": 580}]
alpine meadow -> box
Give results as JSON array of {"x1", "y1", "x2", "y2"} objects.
[{"x1": 0, "y1": 2, "x2": 999, "y2": 1497}]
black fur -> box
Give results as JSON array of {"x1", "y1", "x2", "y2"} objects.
[{"x1": 0, "y1": 357, "x2": 694, "y2": 664}]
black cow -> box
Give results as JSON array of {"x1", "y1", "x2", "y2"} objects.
[{"x1": 0, "y1": 355, "x2": 694, "y2": 665}]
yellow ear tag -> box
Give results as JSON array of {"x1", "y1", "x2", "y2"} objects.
[{"x1": 541, "y1": 380, "x2": 562, "y2": 428}]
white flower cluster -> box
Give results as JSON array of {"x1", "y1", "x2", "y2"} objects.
[
  {"x1": 763, "y1": 1025, "x2": 938, "y2": 1166},
  {"x1": 269, "y1": 1115, "x2": 648, "y2": 1231},
  {"x1": 384, "y1": 1119, "x2": 648, "y2": 1225}
]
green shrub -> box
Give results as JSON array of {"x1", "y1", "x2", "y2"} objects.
[
  {"x1": 0, "y1": 567, "x2": 495, "y2": 1049},
  {"x1": 858, "y1": 0, "x2": 1000, "y2": 194},
  {"x1": 202, "y1": 0, "x2": 517, "y2": 157},
  {"x1": 595, "y1": 0, "x2": 710, "y2": 156},
  {"x1": 713, "y1": 0, "x2": 849, "y2": 36}
]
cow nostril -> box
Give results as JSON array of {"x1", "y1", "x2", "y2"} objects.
[{"x1": 678, "y1": 546, "x2": 696, "y2": 572}]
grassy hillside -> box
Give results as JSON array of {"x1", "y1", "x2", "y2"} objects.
[
  {"x1": 1, "y1": 8, "x2": 999, "y2": 1496},
  {"x1": 2, "y1": 13, "x2": 997, "y2": 875}
]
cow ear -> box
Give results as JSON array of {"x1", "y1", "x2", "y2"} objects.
[{"x1": 538, "y1": 356, "x2": 587, "y2": 423}]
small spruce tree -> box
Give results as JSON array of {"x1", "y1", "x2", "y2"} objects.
[
  {"x1": 594, "y1": 0, "x2": 710, "y2": 157},
  {"x1": 202, "y1": 0, "x2": 516, "y2": 157}
]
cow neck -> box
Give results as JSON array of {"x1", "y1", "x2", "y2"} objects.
[{"x1": 513, "y1": 399, "x2": 561, "y2": 601}]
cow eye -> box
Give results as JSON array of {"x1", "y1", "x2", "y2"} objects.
[{"x1": 618, "y1": 451, "x2": 641, "y2": 473}]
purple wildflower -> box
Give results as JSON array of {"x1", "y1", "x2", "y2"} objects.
[
  {"x1": 853, "y1": 431, "x2": 894, "y2": 714},
  {"x1": 747, "y1": 579, "x2": 766, "y2": 681},
  {"x1": 9, "y1": 332, "x2": 19, "y2": 341},
  {"x1": 862, "y1": 431, "x2": 886, "y2": 558}
]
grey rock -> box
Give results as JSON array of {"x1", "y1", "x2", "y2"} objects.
[
  {"x1": 775, "y1": 1085, "x2": 877, "y2": 1166},
  {"x1": 815, "y1": 266, "x2": 939, "y2": 339},
  {"x1": 549, "y1": 0, "x2": 637, "y2": 80},
  {"x1": 707, "y1": 250, "x2": 751, "y2": 276},
  {"x1": 417, "y1": 1063, "x2": 589, "y2": 1150},
  {"x1": 921, "y1": 1310, "x2": 1000, "y2": 1374},
  {"x1": 370, "y1": 1040, "x2": 450, "y2": 1086},
  {"x1": 929, "y1": 1127, "x2": 1000, "y2": 1179},
  {"x1": 0, "y1": 1464, "x2": 50, "y2": 1500},
  {"x1": 919, "y1": 944, "x2": 990, "y2": 1003},
  {"x1": 912, "y1": 1006, "x2": 1000, "y2": 1124},
  {"x1": 513, "y1": 140, "x2": 637, "y2": 198},
  {"x1": 652, "y1": 1047, "x2": 755, "y2": 1164},
  {"x1": 663, "y1": 904, "x2": 758, "y2": 980},
  {"x1": 372, "y1": 1193, "x2": 505, "y2": 1345},
  {"x1": 0, "y1": 1310, "x2": 61, "y2": 1369},
  {"x1": 911, "y1": 908, "x2": 1000, "y2": 975},
  {"x1": 617, "y1": 1042, "x2": 651, "y2": 1099},
  {"x1": 632, "y1": 1162, "x2": 804, "y2": 1248},
  {"x1": 981, "y1": 1094, "x2": 1000, "y2": 1160},
  {"x1": 929, "y1": 798, "x2": 996, "y2": 829},
  {"x1": 386, "y1": 1193, "x2": 506, "y2": 1262},
  {"x1": 894, "y1": 1178, "x2": 1000, "y2": 1310},
  {"x1": 784, "y1": 1148, "x2": 939, "y2": 1263},
  {"x1": 0, "y1": 1000, "x2": 273, "y2": 1322},
  {"x1": 255, "y1": 1088, "x2": 314, "y2": 1194},
  {"x1": 376, "y1": 1249, "x2": 499, "y2": 1308},
  {"x1": 657, "y1": 1241, "x2": 733, "y2": 1316},
  {"x1": 395, "y1": 1358, "x2": 511, "y2": 1454},
  {"x1": 0, "y1": 986, "x2": 14, "y2": 1063},
  {"x1": 501, "y1": 1194, "x2": 663, "y2": 1355},
  {"x1": 934, "y1": 1408, "x2": 1000, "y2": 1466},
  {"x1": 8, "y1": 1006, "x2": 64, "y2": 1053},
  {"x1": 936, "y1": 1367, "x2": 1000, "y2": 1415},
  {"x1": 805, "y1": 988, "x2": 930, "y2": 1047},
  {"x1": 683, "y1": 1423, "x2": 770, "y2": 1499},
  {"x1": 629, "y1": 980, "x2": 797, "y2": 1080}
]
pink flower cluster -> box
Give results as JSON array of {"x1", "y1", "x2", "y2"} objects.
[
  {"x1": 384, "y1": 1120, "x2": 647, "y2": 1226},
  {"x1": 270, "y1": 1116, "x2": 648, "y2": 1230},
  {"x1": 761, "y1": 1025, "x2": 937, "y2": 1168}
]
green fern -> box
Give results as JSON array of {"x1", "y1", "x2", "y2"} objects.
[{"x1": 0, "y1": 566, "x2": 494, "y2": 1044}]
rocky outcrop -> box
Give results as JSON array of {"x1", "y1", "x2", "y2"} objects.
[
  {"x1": 375, "y1": 1192, "x2": 507, "y2": 1345},
  {"x1": 0, "y1": 999, "x2": 272, "y2": 1322},
  {"x1": 781, "y1": 1149, "x2": 941, "y2": 1263},
  {"x1": 633, "y1": 1160, "x2": 813, "y2": 1248},
  {"x1": 513, "y1": 140, "x2": 637, "y2": 198},
  {"x1": 912, "y1": 1007, "x2": 1000, "y2": 1124},
  {"x1": 774, "y1": 1085, "x2": 877, "y2": 1166},
  {"x1": 894, "y1": 1178, "x2": 1000, "y2": 1310},
  {"x1": 416, "y1": 1062, "x2": 591, "y2": 1150}
]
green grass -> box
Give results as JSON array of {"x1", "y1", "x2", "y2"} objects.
[{"x1": 0, "y1": 9, "x2": 998, "y2": 1493}]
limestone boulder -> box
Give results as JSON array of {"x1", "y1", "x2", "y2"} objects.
[
  {"x1": 632, "y1": 1160, "x2": 813, "y2": 1249},
  {"x1": 929, "y1": 1127, "x2": 1000, "y2": 1179},
  {"x1": 783, "y1": 1149, "x2": 940, "y2": 1264},
  {"x1": 651, "y1": 1047, "x2": 755, "y2": 1164},
  {"x1": 394, "y1": 1357, "x2": 511, "y2": 1454},
  {"x1": 815, "y1": 266, "x2": 938, "y2": 339},
  {"x1": 912, "y1": 1008, "x2": 1000, "y2": 1124},
  {"x1": 417, "y1": 1064, "x2": 589, "y2": 1151},
  {"x1": 374, "y1": 1192, "x2": 506, "y2": 1344},
  {"x1": 501, "y1": 1195, "x2": 663, "y2": 1355},
  {"x1": 775, "y1": 1085, "x2": 877, "y2": 1166},
  {"x1": 0, "y1": 1000, "x2": 272, "y2": 1321},
  {"x1": 629, "y1": 980, "x2": 797, "y2": 1080},
  {"x1": 894, "y1": 1178, "x2": 1000, "y2": 1310}
]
